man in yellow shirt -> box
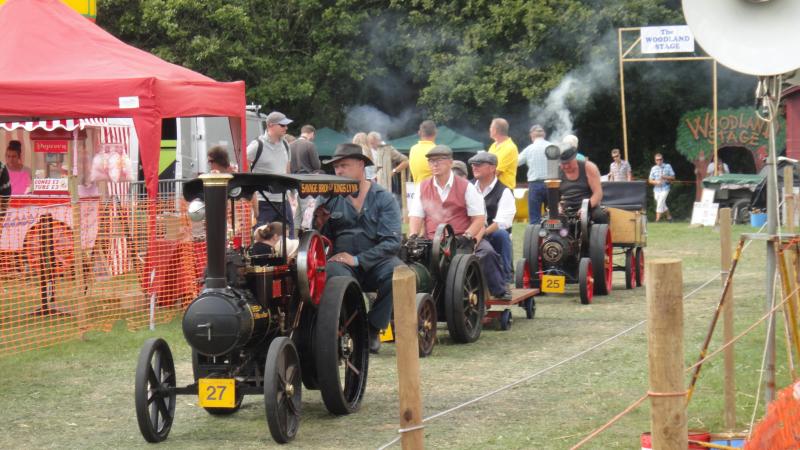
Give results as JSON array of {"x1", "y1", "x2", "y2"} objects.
[
  {"x1": 488, "y1": 118, "x2": 518, "y2": 189},
  {"x1": 408, "y1": 120, "x2": 437, "y2": 183}
]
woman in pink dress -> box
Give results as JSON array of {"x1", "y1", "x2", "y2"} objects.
[{"x1": 5, "y1": 140, "x2": 32, "y2": 195}]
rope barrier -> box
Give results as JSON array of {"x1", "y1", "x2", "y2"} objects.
[{"x1": 377, "y1": 250, "x2": 731, "y2": 449}]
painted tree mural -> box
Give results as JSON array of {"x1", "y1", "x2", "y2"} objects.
[{"x1": 676, "y1": 107, "x2": 786, "y2": 200}]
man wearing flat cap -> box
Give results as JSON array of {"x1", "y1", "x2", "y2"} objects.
[
  {"x1": 558, "y1": 145, "x2": 607, "y2": 223},
  {"x1": 247, "y1": 111, "x2": 295, "y2": 236},
  {"x1": 518, "y1": 124, "x2": 551, "y2": 224},
  {"x1": 408, "y1": 145, "x2": 510, "y2": 300},
  {"x1": 470, "y1": 151, "x2": 516, "y2": 283},
  {"x1": 314, "y1": 143, "x2": 404, "y2": 354}
]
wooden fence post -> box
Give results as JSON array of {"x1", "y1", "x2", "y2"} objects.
[
  {"x1": 719, "y1": 208, "x2": 736, "y2": 430},
  {"x1": 646, "y1": 258, "x2": 687, "y2": 449},
  {"x1": 392, "y1": 266, "x2": 424, "y2": 449}
]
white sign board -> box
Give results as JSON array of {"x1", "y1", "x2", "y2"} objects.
[
  {"x1": 691, "y1": 201, "x2": 719, "y2": 227},
  {"x1": 405, "y1": 182, "x2": 416, "y2": 201},
  {"x1": 33, "y1": 177, "x2": 69, "y2": 193},
  {"x1": 640, "y1": 26, "x2": 694, "y2": 54}
]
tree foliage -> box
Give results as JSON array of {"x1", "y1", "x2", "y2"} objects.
[{"x1": 98, "y1": 0, "x2": 760, "y2": 218}]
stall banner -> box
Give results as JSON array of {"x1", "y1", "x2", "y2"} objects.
[
  {"x1": 0, "y1": 201, "x2": 99, "y2": 251},
  {"x1": 34, "y1": 140, "x2": 68, "y2": 153},
  {"x1": 32, "y1": 178, "x2": 69, "y2": 194}
]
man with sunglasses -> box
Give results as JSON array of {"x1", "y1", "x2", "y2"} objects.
[
  {"x1": 408, "y1": 145, "x2": 510, "y2": 300},
  {"x1": 648, "y1": 153, "x2": 674, "y2": 222},
  {"x1": 559, "y1": 146, "x2": 607, "y2": 224},
  {"x1": 246, "y1": 111, "x2": 295, "y2": 236}
]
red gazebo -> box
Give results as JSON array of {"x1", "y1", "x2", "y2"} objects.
[{"x1": 0, "y1": 0, "x2": 246, "y2": 197}]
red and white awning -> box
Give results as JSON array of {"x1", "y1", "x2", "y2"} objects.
[{"x1": 0, "y1": 118, "x2": 121, "y2": 132}]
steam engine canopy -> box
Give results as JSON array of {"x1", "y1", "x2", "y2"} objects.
[{"x1": 182, "y1": 289, "x2": 268, "y2": 356}]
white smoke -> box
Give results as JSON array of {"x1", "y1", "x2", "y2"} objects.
[
  {"x1": 530, "y1": 32, "x2": 617, "y2": 144},
  {"x1": 344, "y1": 105, "x2": 416, "y2": 140}
]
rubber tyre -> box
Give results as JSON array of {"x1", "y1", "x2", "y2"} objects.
[
  {"x1": 296, "y1": 308, "x2": 319, "y2": 390},
  {"x1": 314, "y1": 276, "x2": 369, "y2": 415},
  {"x1": 444, "y1": 254, "x2": 485, "y2": 344},
  {"x1": 264, "y1": 337, "x2": 302, "y2": 444},
  {"x1": 624, "y1": 249, "x2": 636, "y2": 290},
  {"x1": 635, "y1": 247, "x2": 645, "y2": 286},
  {"x1": 523, "y1": 225, "x2": 541, "y2": 289},
  {"x1": 589, "y1": 224, "x2": 612, "y2": 295},
  {"x1": 416, "y1": 293, "x2": 437, "y2": 358},
  {"x1": 514, "y1": 257, "x2": 529, "y2": 289},
  {"x1": 578, "y1": 258, "x2": 593, "y2": 305},
  {"x1": 499, "y1": 309, "x2": 513, "y2": 331},
  {"x1": 135, "y1": 338, "x2": 176, "y2": 443},
  {"x1": 524, "y1": 297, "x2": 536, "y2": 319},
  {"x1": 191, "y1": 350, "x2": 244, "y2": 415}
]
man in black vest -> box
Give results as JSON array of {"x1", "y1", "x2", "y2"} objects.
[
  {"x1": 558, "y1": 146, "x2": 608, "y2": 223},
  {"x1": 469, "y1": 151, "x2": 516, "y2": 284}
]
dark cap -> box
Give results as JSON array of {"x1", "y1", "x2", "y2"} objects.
[
  {"x1": 452, "y1": 160, "x2": 469, "y2": 177},
  {"x1": 468, "y1": 151, "x2": 497, "y2": 166},
  {"x1": 529, "y1": 124, "x2": 544, "y2": 133},
  {"x1": 425, "y1": 144, "x2": 453, "y2": 159},
  {"x1": 322, "y1": 143, "x2": 374, "y2": 166},
  {"x1": 266, "y1": 111, "x2": 292, "y2": 126},
  {"x1": 559, "y1": 146, "x2": 578, "y2": 162}
]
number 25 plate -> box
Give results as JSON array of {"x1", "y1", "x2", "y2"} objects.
[
  {"x1": 198, "y1": 378, "x2": 236, "y2": 408},
  {"x1": 541, "y1": 275, "x2": 566, "y2": 293}
]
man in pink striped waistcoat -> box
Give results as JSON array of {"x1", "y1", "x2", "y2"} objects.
[{"x1": 408, "y1": 145, "x2": 510, "y2": 300}]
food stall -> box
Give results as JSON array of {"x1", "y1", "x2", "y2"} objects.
[{"x1": 0, "y1": 119, "x2": 134, "y2": 300}]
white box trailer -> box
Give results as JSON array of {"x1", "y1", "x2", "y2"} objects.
[{"x1": 171, "y1": 111, "x2": 266, "y2": 179}]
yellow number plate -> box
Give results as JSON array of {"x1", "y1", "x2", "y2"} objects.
[
  {"x1": 541, "y1": 275, "x2": 566, "y2": 293},
  {"x1": 198, "y1": 378, "x2": 236, "y2": 408}
]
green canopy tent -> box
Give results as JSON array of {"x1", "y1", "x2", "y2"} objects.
[
  {"x1": 314, "y1": 127, "x2": 350, "y2": 156},
  {"x1": 388, "y1": 125, "x2": 484, "y2": 153}
]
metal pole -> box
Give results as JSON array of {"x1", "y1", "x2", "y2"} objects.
[
  {"x1": 764, "y1": 75, "x2": 780, "y2": 404},
  {"x1": 713, "y1": 61, "x2": 719, "y2": 176},
  {"x1": 618, "y1": 28, "x2": 629, "y2": 162}
]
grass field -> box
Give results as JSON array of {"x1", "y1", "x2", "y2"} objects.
[{"x1": 0, "y1": 221, "x2": 790, "y2": 449}]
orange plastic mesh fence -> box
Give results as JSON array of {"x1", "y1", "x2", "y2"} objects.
[
  {"x1": 744, "y1": 381, "x2": 800, "y2": 449},
  {"x1": 0, "y1": 196, "x2": 252, "y2": 356}
]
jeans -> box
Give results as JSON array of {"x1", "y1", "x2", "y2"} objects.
[
  {"x1": 326, "y1": 256, "x2": 405, "y2": 330},
  {"x1": 528, "y1": 181, "x2": 548, "y2": 224},
  {"x1": 258, "y1": 200, "x2": 295, "y2": 238},
  {"x1": 485, "y1": 228, "x2": 512, "y2": 282},
  {"x1": 474, "y1": 239, "x2": 507, "y2": 297}
]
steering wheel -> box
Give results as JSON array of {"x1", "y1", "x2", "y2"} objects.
[
  {"x1": 430, "y1": 224, "x2": 456, "y2": 279},
  {"x1": 579, "y1": 199, "x2": 591, "y2": 250}
]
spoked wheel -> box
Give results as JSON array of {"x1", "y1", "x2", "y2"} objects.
[
  {"x1": 499, "y1": 309, "x2": 513, "y2": 331},
  {"x1": 578, "y1": 257, "x2": 594, "y2": 305},
  {"x1": 135, "y1": 338, "x2": 176, "y2": 443},
  {"x1": 444, "y1": 254, "x2": 486, "y2": 343},
  {"x1": 416, "y1": 293, "x2": 437, "y2": 357},
  {"x1": 191, "y1": 350, "x2": 244, "y2": 415},
  {"x1": 524, "y1": 297, "x2": 536, "y2": 319},
  {"x1": 297, "y1": 230, "x2": 327, "y2": 305},
  {"x1": 514, "y1": 257, "x2": 530, "y2": 289},
  {"x1": 524, "y1": 225, "x2": 542, "y2": 289},
  {"x1": 589, "y1": 224, "x2": 612, "y2": 295},
  {"x1": 314, "y1": 276, "x2": 369, "y2": 415},
  {"x1": 430, "y1": 224, "x2": 456, "y2": 279},
  {"x1": 264, "y1": 337, "x2": 302, "y2": 444},
  {"x1": 635, "y1": 247, "x2": 645, "y2": 286},
  {"x1": 624, "y1": 249, "x2": 637, "y2": 290}
]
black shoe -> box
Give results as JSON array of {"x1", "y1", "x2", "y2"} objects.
[{"x1": 368, "y1": 326, "x2": 381, "y2": 354}]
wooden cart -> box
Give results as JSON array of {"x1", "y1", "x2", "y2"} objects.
[{"x1": 601, "y1": 181, "x2": 647, "y2": 289}]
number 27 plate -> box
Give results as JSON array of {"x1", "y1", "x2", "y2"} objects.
[
  {"x1": 541, "y1": 275, "x2": 566, "y2": 293},
  {"x1": 198, "y1": 378, "x2": 236, "y2": 408}
]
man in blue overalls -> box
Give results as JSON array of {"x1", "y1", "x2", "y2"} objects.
[{"x1": 314, "y1": 143, "x2": 404, "y2": 354}]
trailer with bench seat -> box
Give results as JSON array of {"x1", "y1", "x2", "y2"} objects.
[{"x1": 601, "y1": 181, "x2": 647, "y2": 289}]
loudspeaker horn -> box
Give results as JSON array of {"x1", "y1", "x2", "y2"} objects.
[{"x1": 682, "y1": 0, "x2": 800, "y2": 76}]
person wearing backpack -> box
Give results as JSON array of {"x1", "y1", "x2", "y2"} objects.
[{"x1": 246, "y1": 111, "x2": 295, "y2": 237}]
